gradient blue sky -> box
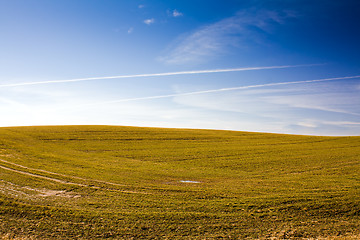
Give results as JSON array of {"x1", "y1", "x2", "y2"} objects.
[{"x1": 1, "y1": 0, "x2": 360, "y2": 135}]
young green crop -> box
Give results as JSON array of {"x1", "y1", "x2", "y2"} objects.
[{"x1": 0, "y1": 125, "x2": 359, "y2": 239}]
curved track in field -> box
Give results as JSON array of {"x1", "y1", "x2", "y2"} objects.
[{"x1": 0, "y1": 158, "x2": 149, "y2": 194}]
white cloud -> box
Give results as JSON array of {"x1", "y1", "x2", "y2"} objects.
[
  {"x1": 159, "y1": 9, "x2": 293, "y2": 64},
  {"x1": 172, "y1": 9, "x2": 183, "y2": 17},
  {"x1": 144, "y1": 18, "x2": 155, "y2": 25},
  {"x1": 138, "y1": 4, "x2": 145, "y2": 9},
  {"x1": 127, "y1": 27, "x2": 134, "y2": 34}
]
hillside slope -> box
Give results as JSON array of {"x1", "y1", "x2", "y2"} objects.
[{"x1": 0, "y1": 126, "x2": 359, "y2": 239}]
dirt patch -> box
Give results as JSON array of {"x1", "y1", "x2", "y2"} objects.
[
  {"x1": 179, "y1": 180, "x2": 201, "y2": 183},
  {"x1": 0, "y1": 180, "x2": 81, "y2": 199},
  {"x1": 36, "y1": 189, "x2": 81, "y2": 198}
]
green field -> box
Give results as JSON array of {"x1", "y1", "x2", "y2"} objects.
[{"x1": 0, "y1": 125, "x2": 359, "y2": 239}]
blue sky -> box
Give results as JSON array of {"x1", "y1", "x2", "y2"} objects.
[{"x1": 1, "y1": 0, "x2": 360, "y2": 135}]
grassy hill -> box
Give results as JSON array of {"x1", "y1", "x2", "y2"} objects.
[{"x1": 0, "y1": 125, "x2": 359, "y2": 239}]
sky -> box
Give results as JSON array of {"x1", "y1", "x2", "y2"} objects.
[{"x1": 0, "y1": 0, "x2": 360, "y2": 136}]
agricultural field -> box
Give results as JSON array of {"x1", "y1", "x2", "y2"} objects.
[{"x1": 0, "y1": 125, "x2": 359, "y2": 239}]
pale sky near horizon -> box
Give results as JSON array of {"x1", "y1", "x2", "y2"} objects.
[{"x1": 1, "y1": 0, "x2": 360, "y2": 136}]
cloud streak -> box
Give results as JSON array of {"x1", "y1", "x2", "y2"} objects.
[
  {"x1": 323, "y1": 121, "x2": 360, "y2": 126},
  {"x1": 0, "y1": 64, "x2": 308, "y2": 88},
  {"x1": 80, "y1": 75, "x2": 360, "y2": 107}
]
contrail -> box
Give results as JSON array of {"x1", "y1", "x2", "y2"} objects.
[
  {"x1": 81, "y1": 75, "x2": 360, "y2": 106},
  {"x1": 0, "y1": 64, "x2": 316, "y2": 88}
]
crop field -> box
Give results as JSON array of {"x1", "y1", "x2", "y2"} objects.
[{"x1": 0, "y1": 125, "x2": 359, "y2": 239}]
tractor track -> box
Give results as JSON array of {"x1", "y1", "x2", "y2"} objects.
[{"x1": 0, "y1": 158, "x2": 149, "y2": 194}]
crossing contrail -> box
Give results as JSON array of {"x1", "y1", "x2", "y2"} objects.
[
  {"x1": 0, "y1": 64, "x2": 316, "y2": 88},
  {"x1": 80, "y1": 75, "x2": 360, "y2": 106}
]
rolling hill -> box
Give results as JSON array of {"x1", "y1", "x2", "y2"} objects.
[{"x1": 0, "y1": 125, "x2": 359, "y2": 239}]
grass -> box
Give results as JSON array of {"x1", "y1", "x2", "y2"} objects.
[{"x1": 0, "y1": 125, "x2": 359, "y2": 239}]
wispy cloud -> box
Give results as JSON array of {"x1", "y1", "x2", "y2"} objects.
[
  {"x1": 127, "y1": 27, "x2": 134, "y2": 34},
  {"x1": 172, "y1": 9, "x2": 183, "y2": 17},
  {"x1": 77, "y1": 75, "x2": 360, "y2": 107},
  {"x1": 159, "y1": 9, "x2": 294, "y2": 64},
  {"x1": 138, "y1": 4, "x2": 145, "y2": 9},
  {"x1": 0, "y1": 64, "x2": 306, "y2": 88},
  {"x1": 144, "y1": 18, "x2": 155, "y2": 25},
  {"x1": 266, "y1": 94, "x2": 360, "y2": 116},
  {"x1": 323, "y1": 121, "x2": 360, "y2": 126}
]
